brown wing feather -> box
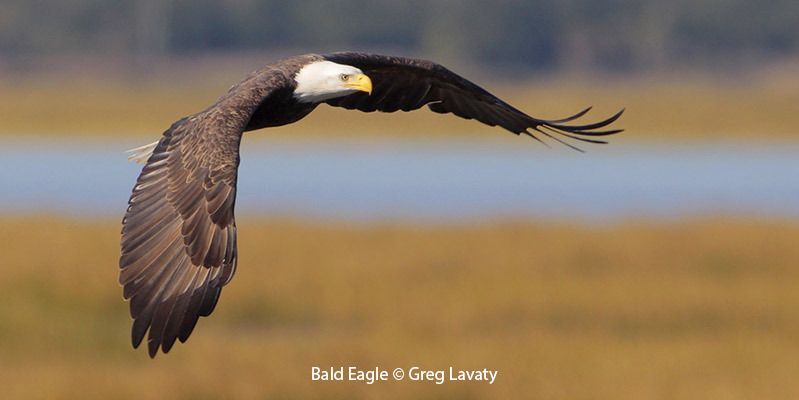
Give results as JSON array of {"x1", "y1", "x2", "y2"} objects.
[
  {"x1": 119, "y1": 60, "x2": 303, "y2": 357},
  {"x1": 324, "y1": 52, "x2": 624, "y2": 150},
  {"x1": 120, "y1": 113, "x2": 241, "y2": 358},
  {"x1": 119, "y1": 56, "x2": 323, "y2": 357}
]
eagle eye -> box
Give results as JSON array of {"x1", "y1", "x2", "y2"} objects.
[{"x1": 340, "y1": 74, "x2": 349, "y2": 82}]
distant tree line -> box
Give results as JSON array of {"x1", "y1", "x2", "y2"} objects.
[{"x1": 1, "y1": 0, "x2": 797, "y2": 72}]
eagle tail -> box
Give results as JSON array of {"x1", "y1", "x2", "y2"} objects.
[{"x1": 126, "y1": 140, "x2": 159, "y2": 164}]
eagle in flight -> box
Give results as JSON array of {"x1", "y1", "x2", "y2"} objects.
[{"x1": 120, "y1": 52, "x2": 624, "y2": 357}]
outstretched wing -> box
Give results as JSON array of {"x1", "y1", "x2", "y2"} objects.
[
  {"x1": 323, "y1": 52, "x2": 623, "y2": 151},
  {"x1": 120, "y1": 112, "x2": 242, "y2": 358}
]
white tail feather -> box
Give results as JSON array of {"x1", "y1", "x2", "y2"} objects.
[{"x1": 126, "y1": 141, "x2": 159, "y2": 164}]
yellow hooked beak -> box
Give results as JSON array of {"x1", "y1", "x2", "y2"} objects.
[{"x1": 345, "y1": 73, "x2": 372, "y2": 95}]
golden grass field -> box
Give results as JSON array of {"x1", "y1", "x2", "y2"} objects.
[
  {"x1": 2, "y1": 216, "x2": 799, "y2": 399},
  {"x1": 1, "y1": 68, "x2": 798, "y2": 141}
]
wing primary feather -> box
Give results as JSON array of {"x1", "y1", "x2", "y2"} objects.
[
  {"x1": 563, "y1": 128, "x2": 625, "y2": 137},
  {"x1": 523, "y1": 128, "x2": 551, "y2": 148},
  {"x1": 157, "y1": 264, "x2": 204, "y2": 354},
  {"x1": 544, "y1": 109, "x2": 625, "y2": 133},
  {"x1": 147, "y1": 255, "x2": 193, "y2": 357},
  {"x1": 130, "y1": 244, "x2": 188, "y2": 349},
  {"x1": 533, "y1": 126, "x2": 585, "y2": 153},
  {"x1": 178, "y1": 268, "x2": 212, "y2": 343},
  {"x1": 545, "y1": 107, "x2": 593, "y2": 123},
  {"x1": 540, "y1": 125, "x2": 608, "y2": 145}
]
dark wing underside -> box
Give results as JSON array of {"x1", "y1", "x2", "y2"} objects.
[
  {"x1": 323, "y1": 52, "x2": 623, "y2": 151},
  {"x1": 120, "y1": 112, "x2": 242, "y2": 357}
]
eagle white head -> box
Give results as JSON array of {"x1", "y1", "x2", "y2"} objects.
[{"x1": 293, "y1": 60, "x2": 373, "y2": 103}]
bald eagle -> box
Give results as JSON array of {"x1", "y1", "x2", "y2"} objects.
[{"x1": 120, "y1": 52, "x2": 624, "y2": 357}]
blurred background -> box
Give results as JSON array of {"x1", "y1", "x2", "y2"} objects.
[{"x1": 1, "y1": 1, "x2": 798, "y2": 399}]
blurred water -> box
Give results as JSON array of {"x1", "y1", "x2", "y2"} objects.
[{"x1": 1, "y1": 137, "x2": 797, "y2": 221}]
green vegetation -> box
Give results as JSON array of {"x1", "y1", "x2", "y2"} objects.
[{"x1": 2, "y1": 216, "x2": 799, "y2": 399}]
